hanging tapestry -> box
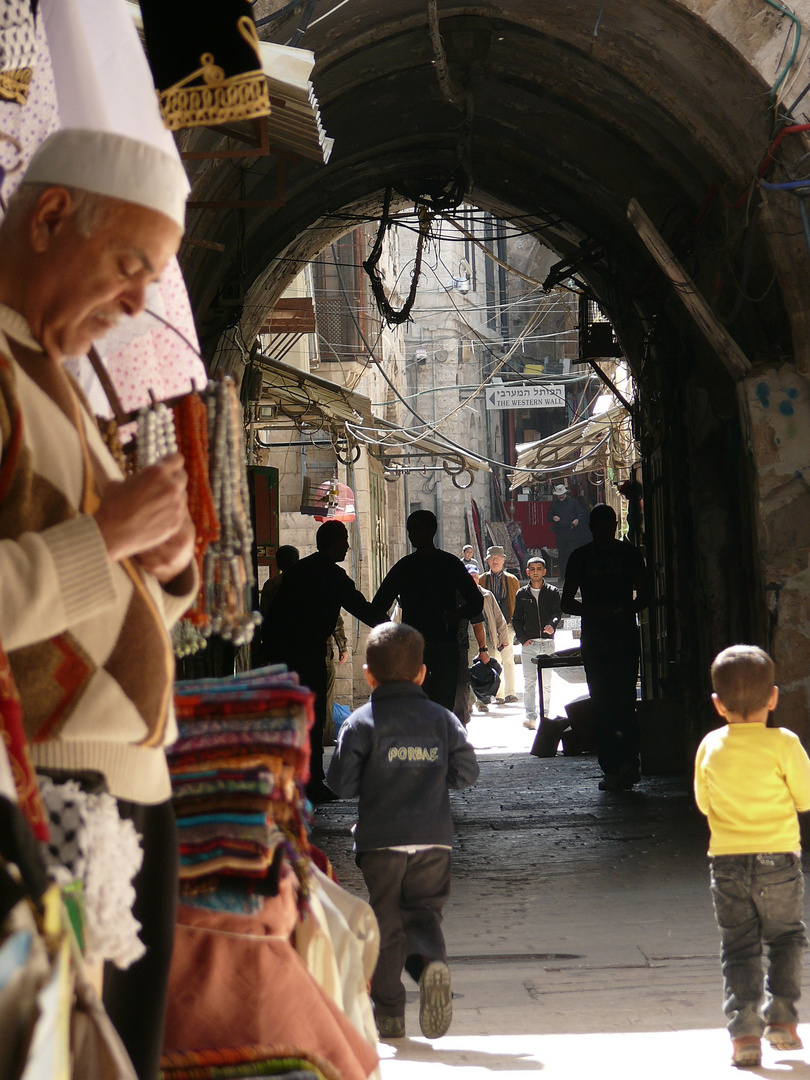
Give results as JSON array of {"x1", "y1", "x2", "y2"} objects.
[
  {"x1": 139, "y1": 0, "x2": 269, "y2": 131},
  {"x1": 0, "y1": 0, "x2": 37, "y2": 105}
]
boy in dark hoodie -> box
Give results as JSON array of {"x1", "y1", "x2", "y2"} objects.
[{"x1": 326, "y1": 621, "x2": 479, "y2": 1042}]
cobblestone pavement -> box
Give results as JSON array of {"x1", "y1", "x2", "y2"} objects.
[{"x1": 314, "y1": 662, "x2": 810, "y2": 1078}]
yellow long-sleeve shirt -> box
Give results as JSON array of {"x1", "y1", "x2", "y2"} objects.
[{"x1": 694, "y1": 722, "x2": 810, "y2": 856}]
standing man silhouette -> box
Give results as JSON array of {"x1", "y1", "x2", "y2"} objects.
[
  {"x1": 262, "y1": 521, "x2": 382, "y2": 802},
  {"x1": 374, "y1": 510, "x2": 485, "y2": 710},
  {"x1": 561, "y1": 504, "x2": 649, "y2": 790},
  {"x1": 549, "y1": 484, "x2": 586, "y2": 578}
]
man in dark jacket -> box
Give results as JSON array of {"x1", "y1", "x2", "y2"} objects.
[
  {"x1": 326, "y1": 622, "x2": 479, "y2": 1041},
  {"x1": 562, "y1": 504, "x2": 649, "y2": 790},
  {"x1": 262, "y1": 520, "x2": 382, "y2": 802},
  {"x1": 549, "y1": 484, "x2": 586, "y2": 577},
  {"x1": 374, "y1": 510, "x2": 485, "y2": 710},
  {"x1": 512, "y1": 556, "x2": 562, "y2": 729}
]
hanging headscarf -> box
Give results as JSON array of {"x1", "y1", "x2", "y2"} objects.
[{"x1": 0, "y1": 639, "x2": 48, "y2": 840}]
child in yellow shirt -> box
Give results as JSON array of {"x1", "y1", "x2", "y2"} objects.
[{"x1": 695, "y1": 645, "x2": 810, "y2": 1068}]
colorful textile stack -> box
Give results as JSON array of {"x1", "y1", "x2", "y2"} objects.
[
  {"x1": 169, "y1": 667, "x2": 315, "y2": 908},
  {"x1": 161, "y1": 1046, "x2": 331, "y2": 1080}
]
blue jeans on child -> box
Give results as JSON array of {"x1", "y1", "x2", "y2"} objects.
[{"x1": 709, "y1": 852, "x2": 807, "y2": 1038}]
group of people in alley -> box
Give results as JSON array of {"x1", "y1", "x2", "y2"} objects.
[
  {"x1": 2, "y1": 121, "x2": 808, "y2": 1077},
  {"x1": 262, "y1": 506, "x2": 810, "y2": 1066}
]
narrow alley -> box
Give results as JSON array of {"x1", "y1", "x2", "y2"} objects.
[{"x1": 316, "y1": 661, "x2": 810, "y2": 1079}]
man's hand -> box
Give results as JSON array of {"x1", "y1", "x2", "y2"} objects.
[
  {"x1": 572, "y1": 519, "x2": 579, "y2": 527},
  {"x1": 543, "y1": 624, "x2": 556, "y2": 635},
  {"x1": 338, "y1": 650, "x2": 348, "y2": 665},
  {"x1": 94, "y1": 454, "x2": 190, "y2": 563},
  {"x1": 134, "y1": 515, "x2": 195, "y2": 583}
]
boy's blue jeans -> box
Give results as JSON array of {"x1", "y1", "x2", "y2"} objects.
[{"x1": 709, "y1": 853, "x2": 807, "y2": 1038}]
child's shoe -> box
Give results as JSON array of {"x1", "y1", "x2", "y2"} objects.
[
  {"x1": 731, "y1": 1037, "x2": 762, "y2": 1068},
  {"x1": 376, "y1": 1014, "x2": 405, "y2": 1040},
  {"x1": 419, "y1": 960, "x2": 452, "y2": 1039},
  {"x1": 764, "y1": 1023, "x2": 803, "y2": 1050}
]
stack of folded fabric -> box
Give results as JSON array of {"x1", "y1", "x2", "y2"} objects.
[
  {"x1": 169, "y1": 666, "x2": 315, "y2": 911},
  {"x1": 160, "y1": 1047, "x2": 331, "y2": 1080},
  {"x1": 163, "y1": 667, "x2": 380, "y2": 1080}
]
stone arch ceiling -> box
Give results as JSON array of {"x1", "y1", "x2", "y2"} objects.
[{"x1": 178, "y1": 0, "x2": 804, "y2": 361}]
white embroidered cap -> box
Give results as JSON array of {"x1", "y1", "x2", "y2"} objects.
[{"x1": 23, "y1": 129, "x2": 190, "y2": 230}]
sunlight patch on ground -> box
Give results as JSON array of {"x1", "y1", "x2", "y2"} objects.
[
  {"x1": 378, "y1": 1027, "x2": 810, "y2": 1078},
  {"x1": 466, "y1": 631, "x2": 586, "y2": 757}
]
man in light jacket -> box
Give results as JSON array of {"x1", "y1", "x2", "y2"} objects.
[
  {"x1": 512, "y1": 556, "x2": 562, "y2": 729},
  {"x1": 478, "y1": 545, "x2": 520, "y2": 704},
  {"x1": 466, "y1": 563, "x2": 509, "y2": 713}
]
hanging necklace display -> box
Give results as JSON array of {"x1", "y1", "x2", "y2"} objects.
[
  {"x1": 136, "y1": 399, "x2": 207, "y2": 660},
  {"x1": 171, "y1": 392, "x2": 220, "y2": 656},
  {"x1": 121, "y1": 370, "x2": 261, "y2": 653},
  {"x1": 201, "y1": 378, "x2": 261, "y2": 647},
  {"x1": 136, "y1": 398, "x2": 178, "y2": 469}
]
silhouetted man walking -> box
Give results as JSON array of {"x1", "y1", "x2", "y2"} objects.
[
  {"x1": 561, "y1": 504, "x2": 649, "y2": 791},
  {"x1": 374, "y1": 510, "x2": 485, "y2": 710},
  {"x1": 262, "y1": 521, "x2": 381, "y2": 802}
]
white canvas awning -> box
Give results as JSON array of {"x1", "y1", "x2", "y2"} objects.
[
  {"x1": 347, "y1": 417, "x2": 490, "y2": 481},
  {"x1": 509, "y1": 406, "x2": 636, "y2": 489}
]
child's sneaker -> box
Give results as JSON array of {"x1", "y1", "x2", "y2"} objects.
[
  {"x1": 764, "y1": 1023, "x2": 803, "y2": 1050},
  {"x1": 731, "y1": 1037, "x2": 762, "y2": 1067},
  {"x1": 376, "y1": 1015, "x2": 405, "y2": 1040},
  {"x1": 419, "y1": 960, "x2": 452, "y2": 1039}
]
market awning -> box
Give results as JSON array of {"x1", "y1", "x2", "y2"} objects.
[
  {"x1": 251, "y1": 354, "x2": 374, "y2": 427},
  {"x1": 347, "y1": 417, "x2": 490, "y2": 485},
  {"x1": 509, "y1": 406, "x2": 636, "y2": 489},
  {"x1": 259, "y1": 41, "x2": 333, "y2": 164},
  {"x1": 250, "y1": 354, "x2": 489, "y2": 481}
]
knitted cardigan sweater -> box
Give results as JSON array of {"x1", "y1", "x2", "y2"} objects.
[{"x1": 0, "y1": 305, "x2": 196, "y2": 803}]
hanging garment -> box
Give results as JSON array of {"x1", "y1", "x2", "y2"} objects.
[
  {"x1": 295, "y1": 866, "x2": 380, "y2": 1048},
  {"x1": 0, "y1": 0, "x2": 37, "y2": 105},
  {"x1": 0, "y1": 640, "x2": 48, "y2": 841},
  {"x1": 0, "y1": 12, "x2": 58, "y2": 208},
  {"x1": 139, "y1": 0, "x2": 269, "y2": 130},
  {"x1": 38, "y1": 777, "x2": 146, "y2": 970},
  {"x1": 163, "y1": 902, "x2": 379, "y2": 1080}
]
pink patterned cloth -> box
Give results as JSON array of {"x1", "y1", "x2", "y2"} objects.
[
  {"x1": 0, "y1": 15, "x2": 59, "y2": 206},
  {"x1": 94, "y1": 257, "x2": 207, "y2": 416}
]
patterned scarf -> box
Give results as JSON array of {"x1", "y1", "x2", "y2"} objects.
[{"x1": 0, "y1": 638, "x2": 48, "y2": 839}]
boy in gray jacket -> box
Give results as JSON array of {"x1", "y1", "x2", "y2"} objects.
[{"x1": 326, "y1": 622, "x2": 479, "y2": 1042}]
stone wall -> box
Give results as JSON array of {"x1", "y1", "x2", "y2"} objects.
[{"x1": 740, "y1": 365, "x2": 810, "y2": 740}]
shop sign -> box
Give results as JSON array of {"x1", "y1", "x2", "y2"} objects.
[{"x1": 484, "y1": 383, "x2": 566, "y2": 410}]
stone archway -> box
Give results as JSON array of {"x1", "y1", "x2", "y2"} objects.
[{"x1": 179, "y1": 0, "x2": 810, "y2": 736}]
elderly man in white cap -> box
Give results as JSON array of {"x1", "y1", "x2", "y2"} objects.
[
  {"x1": 0, "y1": 129, "x2": 195, "y2": 1080},
  {"x1": 478, "y1": 544, "x2": 519, "y2": 705}
]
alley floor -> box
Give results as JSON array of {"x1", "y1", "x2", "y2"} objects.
[{"x1": 314, "y1": 654, "x2": 810, "y2": 1079}]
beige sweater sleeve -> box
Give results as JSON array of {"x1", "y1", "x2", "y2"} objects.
[{"x1": 0, "y1": 514, "x2": 117, "y2": 652}]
